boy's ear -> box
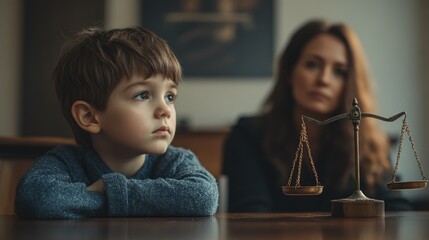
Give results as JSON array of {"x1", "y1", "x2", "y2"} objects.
[{"x1": 71, "y1": 100, "x2": 101, "y2": 134}]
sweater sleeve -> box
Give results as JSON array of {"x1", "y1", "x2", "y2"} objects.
[
  {"x1": 15, "y1": 154, "x2": 106, "y2": 219},
  {"x1": 101, "y1": 148, "x2": 219, "y2": 217},
  {"x1": 222, "y1": 117, "x2": 273, "y2": 212}
]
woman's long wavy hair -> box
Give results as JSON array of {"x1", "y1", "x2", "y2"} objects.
[{"x1": 261, "y1": 19, "x2": 390, "y2": 194}]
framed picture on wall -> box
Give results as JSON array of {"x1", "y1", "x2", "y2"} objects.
[{"x1": 141, "y1": 0, "x2": 274, "y2": 78}]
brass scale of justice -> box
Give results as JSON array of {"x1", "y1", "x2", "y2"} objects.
[{"x1": 282, "y1": 98, "x2": 428, "y2": 217}]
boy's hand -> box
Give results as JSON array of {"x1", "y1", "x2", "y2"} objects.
[{"x1": 87, "y1": 179, "x2": 105, "y2": 193}]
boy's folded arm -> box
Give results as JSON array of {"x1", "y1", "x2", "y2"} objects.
[
  {"x1": 15, "y1": 157, "x2": 106, "y2": 219},
  {"x1": 102, "y1": 151, "x2": 219, "y2": 217}
]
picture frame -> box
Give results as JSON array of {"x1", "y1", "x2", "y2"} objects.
[{"x1": 141, "y1": 0, "x2": 274, "y2": 78}]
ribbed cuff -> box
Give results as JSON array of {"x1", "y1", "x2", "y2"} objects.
[{"x1": 102, "y1": 173, "x2": 128, "y2": 217}]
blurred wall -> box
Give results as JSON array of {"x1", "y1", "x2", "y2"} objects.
[
  {"x1": 20, "y1": 0, "x2": 104, "y2": 137},
  {"x1": 423, "y1": 0, "x2": 429, "y2": 165},
  {"x1": 0, "y1": 0, "x2": 428, "y2": 199},
  {"x1": 0, "y1": 0, "x2": 21, "y2": 136},
  {"x1": 172, "y1": 0, "x2": 427, "y2": 136}
]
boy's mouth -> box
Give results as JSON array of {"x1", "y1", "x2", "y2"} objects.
[{"x1": 153, "y1": 126, "x2": 170, "y2": 134}]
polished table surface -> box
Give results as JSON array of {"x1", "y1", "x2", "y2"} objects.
[{"x1": 1, "y1": 211, "x2": 428, "y2": 240}]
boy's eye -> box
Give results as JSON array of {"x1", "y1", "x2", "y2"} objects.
[
  {"x1": 134, "y1": 91, "x2": 149, "y2": 101},
  {"x1": 165, "y1": 93, "x2": 176, "y2": 104}
]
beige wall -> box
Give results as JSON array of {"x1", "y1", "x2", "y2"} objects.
[
  {"x1": 0, "y1": 0, "x2": 21, "y2": 136},
  {"x1": 423, "y1": 0, "x2": 429, "y2": 160},
  {"x1": 104, "y1": 0, "x2": 140, "y2": 29}
]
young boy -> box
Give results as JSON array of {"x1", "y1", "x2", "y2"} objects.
[{"x1": 15, "y1": 27, "x2": 219, "y2": 218}]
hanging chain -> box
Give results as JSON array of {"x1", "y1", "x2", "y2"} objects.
[
  {"x1": 391, "y1": 118, "x2": 427, "y2": 183},
  {"x1": 404, "y1": 120, "x2": 427, "y2": 180},
  {"x1": 288, "y1": 141, "x2": 301, "y2": 186},
  {"x1": 390, "y1": 119, "x2": 405, "y2": 183},
  {"x1": 305, "y1": 133, "x2": 321, "y2": 186},
  {"x1": 287, "y1": 116, "x2": 321, "y2": 187}
]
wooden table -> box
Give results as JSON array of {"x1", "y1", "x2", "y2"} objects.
[{"x1": 1, "y1": 212, "x2": 428, "y2": 240}]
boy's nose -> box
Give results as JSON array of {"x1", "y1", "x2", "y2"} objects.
[{"x1": 155, "y1": 102, "x2": 171, "y2": 119}]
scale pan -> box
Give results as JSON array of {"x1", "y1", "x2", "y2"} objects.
[
  {"x1": 282, "y1": 186, "x2": 323, "y2": 196},
  {"x1": 387, "y1": 180, "x2": 428, "y2": 190}
]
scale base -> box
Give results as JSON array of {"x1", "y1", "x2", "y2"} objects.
[{"x1": 331, "y1": 190, "x2": 384, "y2": 218}]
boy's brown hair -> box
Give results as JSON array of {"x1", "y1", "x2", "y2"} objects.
[{"x1": 53, "y1": 26, "x2": 182, "y2": 147}]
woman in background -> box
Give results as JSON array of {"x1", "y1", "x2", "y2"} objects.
[{"x1": 222, "y1": 19, "x2": 411, "y2": 212}]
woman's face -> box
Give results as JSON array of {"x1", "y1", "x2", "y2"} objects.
[{"x1": 291, "y1": 33, "x2": 348, "y2": 118}]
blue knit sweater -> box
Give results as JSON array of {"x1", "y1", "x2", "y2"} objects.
[{"x1": 15, "y1": 145, "x2": 219, "y2": 219}]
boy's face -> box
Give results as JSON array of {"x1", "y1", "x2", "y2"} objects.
[{"x1": 95, "y1": 74, "x2": 177, "y2": 156}]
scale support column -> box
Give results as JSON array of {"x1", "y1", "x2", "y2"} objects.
[{"x1": 331, "y1": 99, "x2": 384, "y2": 217}]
